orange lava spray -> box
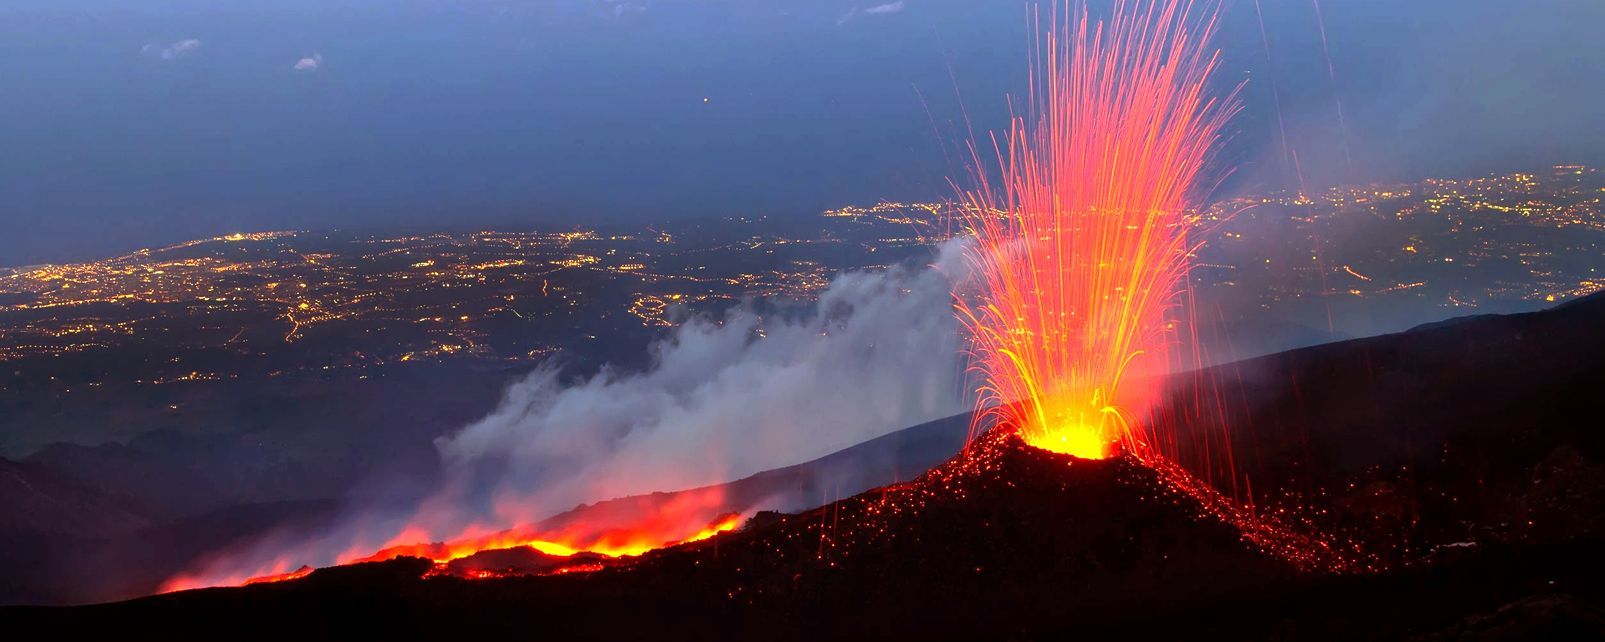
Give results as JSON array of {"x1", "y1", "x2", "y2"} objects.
[{"x1": 953, "y1": 0, "x2": 1238, "y2": 460}]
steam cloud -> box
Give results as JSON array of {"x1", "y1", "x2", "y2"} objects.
[
  {"x1": 417, "y1": 240, "x2": 968, "y2": 533},
  {"x1": 292, "y1": 53, "x2": 324, "y2": 72},
  {"x1": 141, "y1": 39, "x2": 202, "y2": 61},
  {"x1": 863, "y1": 2, "x2": 907, "y2": 16},
  {"x1": 177, "y1": 241, "x2": 969, "y2": 582}
]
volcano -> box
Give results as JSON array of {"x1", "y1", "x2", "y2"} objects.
[
  {"x1": 6, "y1": 430, "x2": 1309, "y2": 640},
  {"x1": 7, "y1": 293, "x2": 1605, "y2": 640}
]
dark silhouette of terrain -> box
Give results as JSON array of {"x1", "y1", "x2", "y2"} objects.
[
  {"x1": 0, "y1": 397, "x2": 970, "y2": 604},
  {"x1": 5, "y1": 292, "x2": 1604, "y2": 639}
]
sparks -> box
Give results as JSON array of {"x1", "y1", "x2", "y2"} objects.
[{"x1": 953, "y1": 0, "x2": 1238, "y2": 460}]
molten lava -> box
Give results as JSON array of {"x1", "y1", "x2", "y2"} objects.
[
  {"x1": 344, "y1": 511, "x2": 744, "y2": 567},
  {"x1": 953, "y1": 0, "x2": 1237, "y2": 459},
  {"x1": 159, "y1": 493, "x2": 747, "y2": 592}
]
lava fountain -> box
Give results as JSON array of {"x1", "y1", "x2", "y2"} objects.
[
  {"x1": 161, "y1": 0, "x2": 1252, "y2": 595},
  {"x1": 953, "y1": 0, "x2": 1238, "y2": 460}
]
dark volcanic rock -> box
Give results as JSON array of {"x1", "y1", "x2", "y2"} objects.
[
  {"x1": 1157, "y1": 290, "x2": 1605, "y2": 563},
  {"x1": 0, "y1": 433, "x2": 1306, "y2": 640},
  {"x1": 440, "y1": 547, "x2": 611, "y2": 578},
  {"x1": 13, "y1": 431, "x2": 1604, "y2": 641},
  {"x1": 6, "y1": 294, "x2": 1605, "y2": 639},
  {"x1": 1412, "y1": 594, "x2": 1605, "y2": 642},
  {"x1": 0, "y1": 395, "x2": 968, "y2": 606}
]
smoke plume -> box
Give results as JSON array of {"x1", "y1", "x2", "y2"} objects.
[
  {"x1": 417, "y1": 240, "x2": 969, "y2": 533},
  {"x1": 168, "y1": 241, "x2": 969, "y2": 587}
]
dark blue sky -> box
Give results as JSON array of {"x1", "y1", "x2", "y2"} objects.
[{"x1": 3, "y1": 0, "x2": 1601, "y2": 266}]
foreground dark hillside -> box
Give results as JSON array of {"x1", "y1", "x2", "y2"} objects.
[
  {"x1": 7, "y1": 432, "x2": 1307, "y2": 640},
  {"x1": 7, "y1": 293, "x2": 1605, "y2": 640},
  {"x1": 10, "y1": 436, "x2": 1603, "y2": 641},
  {"x1": 1158, "y1": 291, "x2": 1605, "y2": 560},
  {"x1": 0, "y1": 403, "x2": 971, "y2": 605}
]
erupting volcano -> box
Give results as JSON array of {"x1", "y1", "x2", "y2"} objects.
[
  {"x1": 165, "y1": 0, "x2": 1265, "y2": 595},
  {"x1": 6, "y1": 0, "x2": 1604, "y2": 638},
  {"x1": 954, "y1": 0, "x2": 1236, "y2": 461}
]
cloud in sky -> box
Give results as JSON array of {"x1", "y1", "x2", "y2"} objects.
[
  {"x1": 141, "y1": 39, "x2": 201, "y2": 61},
  {"x1": 292, "y1": 53, "x2": 323, "y2": 72},
  {"x1": 597, "y1": 0, "x2": 648, "y2": 17},
  {"x1": 839, "y1": 1, "x2": 906, "y2": 24},
  {"x1": 863, "y1": 1, "x2": 906, "y2": 15}
]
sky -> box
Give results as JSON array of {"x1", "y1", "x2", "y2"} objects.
[{"x1": 2, "y1": 0, "x2": 1601, "y2": 266}]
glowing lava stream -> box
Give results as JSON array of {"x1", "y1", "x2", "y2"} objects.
[
  {"x1": 953, "y1": 0, "x2": 1238, "y2": 460},
  {"x1": 344, "y1": 512, "x2": 747, "y2": 565},
  {"x1": 162, "y1": 513, "x2": 744, "y2": 592}
]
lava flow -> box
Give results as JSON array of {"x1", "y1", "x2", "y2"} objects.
[
  {"x1": 952, "y1": 0, "x2": 1238, "y2": 460},
  {"x1": 341, "y1": 511, "x2": 745, "y2": 567},
  {"x1": 160, "y1": 492, "x2": 747, "y2": 592}
]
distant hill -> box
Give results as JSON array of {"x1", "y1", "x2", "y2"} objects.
[{"x1": 0, "y1": 457, "x2": 151, "y2": 604}]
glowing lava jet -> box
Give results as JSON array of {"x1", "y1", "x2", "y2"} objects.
[{"x1": 954, "y1": 0, "x2": 1238, "y2": 460}]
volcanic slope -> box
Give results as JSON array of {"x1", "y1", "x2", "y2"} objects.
[
  {"x1": 9, "y1": 293, "x2": 1605, "y2": 640},
  {"x1": 27, "y1": 426, "x2": 1601, "y2": 641},
  {"x1": 4, "y1": 429, "x2": 1319, "y2": 640}
]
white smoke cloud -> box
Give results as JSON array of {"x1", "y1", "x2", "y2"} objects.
[
  {"x1": 839, "y1": 1, "x2": 906, "y2": 24},
  {"x1": 292, "y1": 53, "x2": 324, "y2": 72},
  {"x1": 424, "y1": 241, "x2": 969, "y2": 530},
  {"x1": 596, "y1": 0, "x2": 648, "y2": 17},
  {"x1": 171, "y1": 243, "x2": 970, "y2": 584},
  {"x1": 142, "y1": 39, "x2": 202, "y2": 61},
  {"x1": 863, "y1": 1, "x2": 906, "y2": 15}
]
